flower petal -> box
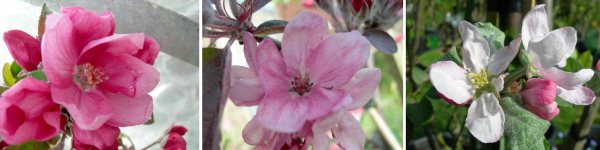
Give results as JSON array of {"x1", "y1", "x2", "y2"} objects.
[
  {"x1": 133, "y1": 36, "x2": 160, "y2": 65},
  {"x1": 72, "y1": 123, "x2": 120, "y2": 150},
  {"x1": 230, "y1": 66, "x2": 263, "y2": 106},
  {"x1": 281, "y1": 11, "x2": 329, "y2": 73},
  {"x1": 78, "y1": 33, "x2": 146, "y2": 63},
  {"x1": 487, "y1": 38, "x2": 521, "y2": 75},
  {"x1": 540, "y1": 68, "x2": 594, "y2": 90},
  {"x1": 527, "y1": 30, "x2": 570, "y2": 69},
  {"x1": 42, "y1": 14, "x2": 79, "y2": 87},
  {"x1": 242, "y1": 31, "x2": 258, "y2": 70},
  {"x1": 3, "y1": 30, "x2": 41, "y2": 71},
  {"x1": 255, "y1": 39, "x2": 289, "y2": 90},
  {"x1": 465, "y1": 93, "x2": 504, "y2": 143},
  {"x1": 553, "y1": 27, "x2": 577, "y2": 65},
  {"x1": 522, "y1": 4, "x2": 550, "y2": 50},
  {"x1": 458, "y1": 21, "x2": 490, "y2": 73},
  {"x1": 340, "y1": 68, "x2": 381, "y2": 110},
  {"x1": 310, "y1": 111, "x2": 344, "y2": 150},
  {"x1": 61, "y1": 6, "x2": 115, "y2": 45},
  {"x1": 51, "y1": 86, "x2": 113, "y2": 130},
  {"x1": 557, "y1": 86, "x2": 596, "y2": 105},
  {"x1": 242, "y1": 117, "x2": 271, "y2": 145},
  {"x1": 491, "y1": 74, "x2": 506, "y2": 92},
  {"x1": 255, "y1": 90, "x2": 309, "y2": 133},
  {"x1": 104, "y1": 93, "x2": 153, "y2": 127},
  {"x1": 308, "y1": 31, "x2": 371, "y2": 87},
  {"x1": 332, "y1": 112, "x2": 365, "y2": 150},
  {"x1": 96, "y1": 55, "x2": 160, "y2": 97},
  {"x1": 429, "y1": 61, "x2": 474, "y2": 104}
]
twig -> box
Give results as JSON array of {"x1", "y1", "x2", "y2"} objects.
[{"x1": 368, "y1": 108, "x2": 402, "y2": 150}]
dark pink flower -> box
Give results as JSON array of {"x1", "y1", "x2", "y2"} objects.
[
  {"x1": 0, "y1": 77, "x2": 62, "y2": 145},
  {"x1": 351, "y1": 0, "x2": 373, "y2": 13},
  {"x1": 41, "y1": 6, "x2": 159, "y2": 130},
  {"x1": 521, "y1": 78, "x2": 560, "y2": 120},
  {"x1": 229, "y1": 11, "x2": 380, "y2": 133},
  {"x1": 3, "y1": 30, "x2": 41, "y2": 71},
  {"x1": 163, "y1": 134, "x2": 186, "y2": 150},
  {"x1": 72, "y1": 123, "x2": 120, "y2": 150}
]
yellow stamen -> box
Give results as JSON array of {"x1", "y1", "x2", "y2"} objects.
[{"x1": 468, "y1": 68, "x2": 489, "y2": 90}]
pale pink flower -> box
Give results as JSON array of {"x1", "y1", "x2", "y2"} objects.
[
  {"x1": 429, "y1": 21, "x2": 521, "y2": 143},
  {"x1": 521, "y1": 78, "x2": 559, "y2": 120},
  {"x1": 229, "y1": 11, "x2": 380, "y2": 132},
  {"x1": 72, "y1": 123, "x2": 120, "y2": 150},
  {"x1": 521, "y1": 4, "x2": 596, "y2": 105},
  {"x1": 42, "y1": 6, "x2": 159, "y2": 130},
  {"x1": 0, "y1": 77, "x2": 62, "y2": 145},
  {"x1": 3, "y1": 30, "x2": 41, "y2": 71}
]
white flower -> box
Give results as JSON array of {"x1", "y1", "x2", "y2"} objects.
[
  {"x1": 522, "y1": 4, "x2": 596, "y2": 105},
  {"x1": 429, "y1": 21, "x2": 521, "y2": 143}
]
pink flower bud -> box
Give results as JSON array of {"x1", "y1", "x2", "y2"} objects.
[{"x1": 521, "y1": 78, "x2": 559, "y2": 120}]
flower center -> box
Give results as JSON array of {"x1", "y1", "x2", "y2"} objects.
[
  {"x1": 73, "y1": 63, "x2": 108, "y2": 91},
  {"x1": 468, "y1": 68, "x2": 489, "y2": 90},
  {"x1": 289, "y1": 73, "x2": 313, "y2": 96}
]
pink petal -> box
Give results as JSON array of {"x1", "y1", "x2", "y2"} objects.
[
  {"x1": 540, "y1": 68, "x2": 594, "y2": 90},
  {"x1": 310, "y1": 111, "x2": 345, "y2": 149},
  {"x1": 522, "y1": 4, "x2": 550, "y2": 50},
  {"x1": 332, "y1": 112, "x2": 365, "y2": 150},
  {"x1": 465, "y1": 93, "x2": 504, "y2": 143},
  {"x1": 61, "y1": 6, "x2": 115, "y2": 46},
  {"x1": 72, "y1": 123, "x2": 120, "y2": 150},
  {"x1": 163, "y1": 133, "x2": 187, "y2": 150},
  {"x1": 281, "y1": 11, "x2": 329, "y2": 73},
  {"x1": 256, "y1": 89, "x2": 310, "y2": 132},
  {"x1": 51, "y1": 85, "x2": 113, "y2": 130},
  {"x1": 242, "y1": 31, "x2": 258, "y2": 70},
  {"x1": 304, "y1": 88, "x2": 344, "y2": 120},
  {"x1": 0, "y1": 105, "x2": 27, "y2": 144},
  {"x1": 308, "y1": 31, "x2": 371, "y2": 87},
  {"x1": 169, "y1": 125, "x2": 188, "y2": 135},
  {"x1": 557, "y1": 86, "x2": 596, "y2": 105},
  {"x1": 429, "y1": 61, "x2": 474, "y2": 105},
  {"x1": 230, "y1": 66, "x2": 263, "y2": 106},
  {"x1": 242, "y1": 117, "x2": 272, "y2": 145},
  {"x1": 340, "y1": 68, "x2": 381, "y2": 110},
  {"x1": 458, "y1": 21, "x2": 490, "y2": 73},
  {"x1": 255, "y1": 39, "x2": 289, "y2": 90},
  {"x1": 487, "y1": 38, "x2": 521, "y2": 75},
  {"x1": 78, "y1": 33, "x2": 146, "y2": 64},
  {"x1": 42, "y1": 14, "x2": 79, "y2": 87},
  {"x1": 133, "y1": 36, "x2": 160, "y2": 65},
  {"x1": 3, "y1": 30, "x2": 41, "y2": 71},
  {"x1": 96, "y1": 55, "x2": 160, "y2": 97},
  {"x1": 521, "y1": 78, "x2": 559, "y2": 120},
  {"x1": 104, "y1": 93, "x2": 153, "y2": 127}
]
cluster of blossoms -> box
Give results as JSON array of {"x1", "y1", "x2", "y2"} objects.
[
  {"x1": 0, "y1": 6, "x2": 164, "y2": 149},
  {"x1": 429, "y1": 5, "x2": 595, "y2": 143},
  {"x1": 229, "y1": 11, "x2": 381, "y2": 149}
]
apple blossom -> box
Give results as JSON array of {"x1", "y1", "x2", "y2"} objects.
[
  {"x1": 3, "y1": 30, "x2": 41, "y2": 71},
  {"x1": 41, "y1": 6, "x2": 159, "y2": 130},
  {"x1": 0, "y1": 77, "x2": 62, "y2": 145},
  {"x1": 228, "y1": 11, "x2": 380, "y2": 133},
  {"x1": 72, "y1": 123, "x2": 120, "y2": 150},
  {"x1": 429, "y1": 21, "x2": 521, "y2": 143},
  {"x1": 163, "y1": 125, "x2": 187, "y2": 150},
  {"x1": 521, "y1": 78, "x2": 559, "y2": 120},
  {"x1": 521, "y1": 4, "x2": 596, "y2": 105}
]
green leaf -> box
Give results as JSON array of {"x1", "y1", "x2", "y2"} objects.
[
  {"x1": 6, "y1": 141, "x2": 50, "y2": 150},
  {"x1": 438, "y1": 46, "x2": 462, "y2": 66},
  {"x1": 499, "y1": 97, "x2": 550, "y2": 149},
  {"x1": 30, "y1": 70, "x2": 47, "y2": 81},
  {"x1": 10, "y1": 61, "x2": 22, "y2": 78},
  {"x1": 475, "y1": 22, "x2": 505, "y2": 51},
  {"x1": 418, "y1": 50, "x2": 443, "y2": 66},
  {"x1": 578, "y1": 51, "x2": 593, "y2": 68},
  {"x1": 555, "y1": 97, "x2": 573, "y2": 108},
  {"x1": 3, "y1": 63, "x2": 16, "y2": 86},
  {"x1": 407, "y1": 98, "x2": 433, "y2": 125},
  {"x1": 564, "y1": 57, "x2": 584, "y2": 72},
  {"x1": 411, "y1": 67, "x2": 428, "y2": 86},
  {"x1": 254, "y1": 20, "x2": 287, "y2": 37}
]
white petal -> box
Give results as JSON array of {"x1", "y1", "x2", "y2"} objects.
[
  {"x1": 332, "y1": 112, "x2": 365, "y2": 150},
  {"x1": 553, "y1": 27, "x2": 578, "y2": 64},
  {"x1": 527, "y1": 31, "x2": 570, "y2": 69},
  {"x1": 429, "y1": 61, "x2": 474, "y2": 104},
  {"x1": 557, "y1": 86, "x2": 596, "y2": 105},
  {"x1": 487, "y1": 38, "x2": 521, "y2": 75},
  {"x1": 458, "y1": 21, "x2": 491, "y2": 73},
  {"x1": 466, "y1": 93, "x2": 505, "y2": 143},
  {"x1": 522, "y1": 4, "x2": 550, "y2": 50},
  {"x1": 491, "y1": 74, "x2": 506, "y2": 92},
  {"x1": 540, "y1": 68, "x2": 594, "y2": 90}
]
